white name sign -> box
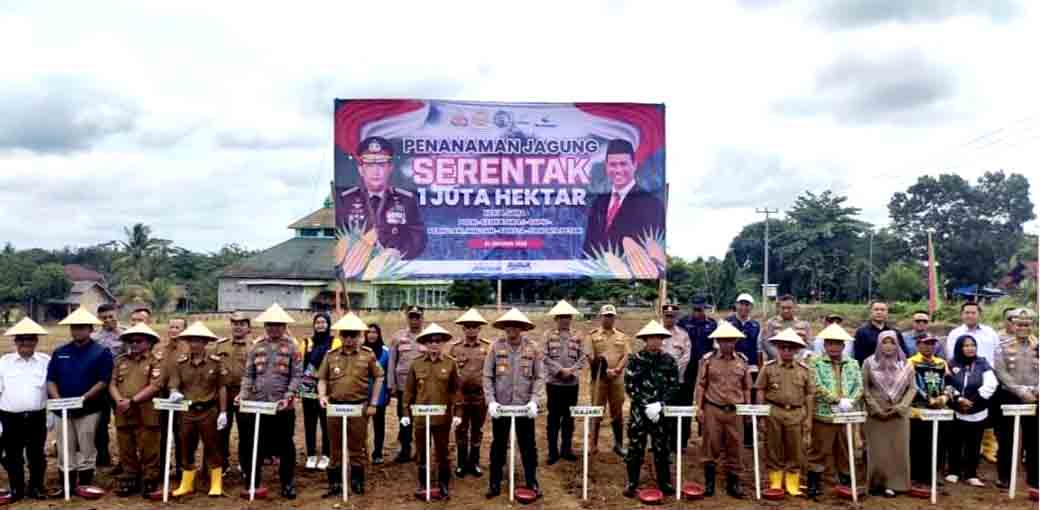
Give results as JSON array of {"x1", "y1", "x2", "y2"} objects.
[
  {"x1": 328, "y1": 404, "x2": 364, "y2": 417},
  {"x1": 498, "y1": 405, "x2": 531, "y2": 417},
  {"x1": 570, "y1": 406, "x2": 604, "y2": 417},
  {"x1": 153, "y1": 398, "x2": 191, "y2": 412},
  {"x1": 412, "y1": 405, "x2": 447, "y2": 416},
  {"x1": 46, "y1": 397, "x2": 84, "y2": 411},
  {"x1": 663, "y1": 406, "x2": 696, "y2": 417},
  {"x1": 240, "y1": 400, "x2": 279, "y2": 415},
  {"x1": 919, "y1": 409, "x2": 954, "y2": 421},
  {"x1": 1002, "y1": 404, "x2": 1038, "y2": 417},
  {"x1": 736, "y1": 404, "x2": 771, "y2": 416},
  {"x1": 832, "y1": 411, "x2": 867, "y2": 424}
]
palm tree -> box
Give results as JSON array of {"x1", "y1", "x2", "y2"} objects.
[
  {"x1": 145, "y1": 278, "x2": 175, "y2": 318},
  {"x1": 113, "y1": 223, "x2": 172, "y2": 284}
]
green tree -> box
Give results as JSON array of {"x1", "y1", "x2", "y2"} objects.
[
  {"x1": 447, "y1": 280, "x2": 494, "y2": 308},
  {"x1": 145, "y1": 277, "x2": 176, "y2": 317},
  {"x1": 878, "y1": 262, "x2": 926, "y2": 302},
  {"x1": 888, "y1": 171, "x2": 1036, "y2": 290},
  {"x1": 27, "y1": 263, "x2": 71, "y2": 303}
]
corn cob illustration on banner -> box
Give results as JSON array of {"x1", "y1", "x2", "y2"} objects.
[{"x1": 335, "y1": 228, "x2": 413, "y2": 281}]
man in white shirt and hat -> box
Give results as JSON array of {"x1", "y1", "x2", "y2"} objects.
[{"x1": 0, "y1": 318, "x2": 52, "y2": 502}]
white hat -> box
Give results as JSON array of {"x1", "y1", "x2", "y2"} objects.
[
  {"x1": 547, "y1": 300, "x2": 580, "y2": 317},
  {"x1": 254, "y1": 303, "x2": 296, "y2": 324},
  {"x1": 179, "y1": 321, "x2": 220, "y2": 341},
  {"x1": 635, "y1": 320, "x2": 672, "y2": 339},
  {"x1": 119, "y1": 323, "x2": 161, "y2": 343},
  {"x1": 417, "y1": 323, "x2": 453, "y2": 343},
  {"x1": 708, "y1": 320, "x2": 746, "y2": 340},
  {"x1": 768, "y1": 327, "x2": 807, "y2": 348},
  {"x1": 58, "y1": 307, "x2": 103, "y2": 326},
  {"x1": 4, "y1": 317, "x2": 49, "y2": 337},
  {"x1": 735, "y1": 293, "x2": 755, "y2": 304},
  {"x1": 818, "y1": 323, "x2": 854, "y2": 343},
  {"x1": 493, "y1": 308, "x2": 535, "y2": 331},
  {"x1": 455, "y1": 308, "x2": 489, "y2": 325},
  {"x1": 330, "y1": 313, "x2": 367, "y2": 332}
]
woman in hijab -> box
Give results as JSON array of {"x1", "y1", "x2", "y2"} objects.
[
  {"x1": 862, "y1": 330, "x2": 917, "y2": 497},
  {"x1": 944, "y1": 334, "x2": 998, "y2": 487},
  {"x1": 299, "y1": 312, "x2": 339, "y2": 471},
  {"x1": 365, "y1": 323, "x2": 391, "y2": 465}
]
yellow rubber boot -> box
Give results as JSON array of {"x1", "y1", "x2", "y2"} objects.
[
  {"x1": 785, "y1": 472, "x2": 803, "y2": 496},
  {"x1": 173, "y1": 469, "x2": 196, "y2": 497},
  {"x1": 208, "y1": 468, "x2": 223, "y2": 497},
  {"x1": 769, "y1": 471, "x2": 783, "y2": 491}
]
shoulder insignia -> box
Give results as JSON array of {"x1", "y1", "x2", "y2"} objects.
[
  {"x1": 445, "y1": 354, "x2": 456, "y2": 361},
  {"x1": 115, "y1": 353, "x2": 129, "y2": 361},
  {"x1": 340, "y1": 186, "x2": 360, "y2": 196},
  {"x1": 480, "y1": 338, "x2": 491, "y2": 345},
  {"x1": 735, "y1": 352, "x2": 748, "y2": 362},
  {"x1": 360, "y1": 345, "x2": 373, "y2": 353},
  {"x1": 797, "y1": 361, "x2": 810, "y2": 369},
  {"x1": 209, "y1": 354, "x2": 221, "y2": 362},
  {"x1": 392, "y1": 187, "x2": 414, "y2": 197},
  {"x1": 177, "y1": 354, "x2": 189, "y2": 363},
  {"x1": 329, "y1": 346, "x2": 342, "y2": 355},
  {"x1": 216, "y1": 337, "x2": 229, "y2": 344},
  {"x1": 764, "y1": 359, "x2": 777, "y2": 366},
  {"x1": 701, "y1": 352, "x2": 715, "y2": 360}
]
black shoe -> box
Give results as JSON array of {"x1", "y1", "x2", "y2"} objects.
[
  {"x1": 995, "y1": 479, "x2": 1010, "y2": 489},
  {"x1": 624, "y1": 460, "x2": 641, "y2": 498},
  {"x1": 438, "y1": 467, "x2": 451, "y2": 500},
  {"x1": 323, "y1": 467, "x2": 342, "y2": 499},
  {"x1": 703, "y1": 464, "x2": 717, "y2": 497},
  {"x1": 656, "y1": 460, "x2": 674, "y2": 494},
  {"x1": 417, "y1": 467, "x2": 428, "y2": 493},
  {"x1": 726, "y1": 473, "x2": 745, "y2": 499},
  {"x1": 468, "y1": 446, "x2": 483, "y2": 477},
  {"x1": 547, "y1": 452, "x2": 560, "y2": 466},
  {"x1": 79, "y1": 469, "x2": 95, "y2": 487},
  {"x1": 485, "y1": 481, "x2": 501, "y2": 499},
  {"x1": 27, "y1": 486, "x2": 46, "y2": 500},
  {"x1": 838, "y1": 473, "x2": 851, "y2": 486},
  {"x1": 372, "y1": 454, "x2": 384, "y2": 465},
  {"x1": 807, "y1": 471, "x2": 822, "y2": 499},
  {"x1": 281, "y1": 483, "x2": 296, "y2": 500},
  {"x1": 6, "y1": 487, "x2": 24, "y2": 504},
  {"x1": 141, "y1": 481, "x2": 158, "y2": 499},
  {"x1": 351, "y1": 466, "x2": 365, "y2": 495},
  {"x1": 456, "y1": 443, "x2": 469, "y2": 478},
  {"x1": 560, "y1": 450, "x2": 578, "y2": 462},
  {"x1": 393, "y1": 446, "x2": 412, "y2": 464}
]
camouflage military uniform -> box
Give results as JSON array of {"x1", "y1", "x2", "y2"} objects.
[{"x1": 623, "y1": 348, "x2": 679, "y2": 488}]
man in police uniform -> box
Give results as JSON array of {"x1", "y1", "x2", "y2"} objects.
[
  {"x1": 660, "y1": 304, "x2": 691, "y2": 453},
  {"x1": 449, "y1": 309, "x2": 491, "y2": 478},
  {"x1": 587, "y1": 304, "x2": 630, "y2": 457},
  {"x1": 403, "y1": 324, "x2": 460, "y2": 498},
  {"x1": 676, "y1": 296, "x2": 715, "y2": 445},
  {"x1": 542, "y1": 300, "x2": 588, "y2": 465},
  {"x1": 317, "y1": 313, "x2": 384, "y2": 497},
  {"x1": 992, "y1": 309, "x2": 1038, "y2": 490},
  {"x1": 483, "y1": 309, "x2": 545, "y2": 499},
  {"x1": 109, "y1": 324, "x2": 165, "y2": 497},
  {"x1": 209, "y1": 311, "x2": 251, "y2": 476},
  {"x1": 239, "y1": 304, "x2": 302, "y2": 499},
  {"x1": 623, "y1": 320, "x2": 679, "y2": 498},
  {"x1": 695, "y1": 321, "x2": 752, "y2": 498},
  {"x1": 388, "y1": 305, "x2": 426, "y2": 463},
  {"x1": 761, "y1": 294, "x2": 811, "y2": 363},
  {"x1": 337, "y1": 136, "x2": 426, "y2": 259}
]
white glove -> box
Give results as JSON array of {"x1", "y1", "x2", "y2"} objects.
[
  {"x1": 645, "y1": 401, "x2": 663, "y2": 422},
  {"x1": 452, "y1": 416, "x2": 462, "y2": 428},
  {"x1": 837, "y1": 398, "x2": 853, "y2": 413},
  {"x1": 47, "y1": 413, "x2": 57, "y2": 431},
  {"x1": 0, "y1": 420, "x2": 3, "y2": 438},
  {"x1": 169, "y1": 391, "x2": 184, "y2": 403},
  {"x1": 400, "y1": 416, "x2": 411, "y2": 427},
  {"x1": 526, "y1": 401, "x2": 538, "y2": 418},
  {"x1": 488, "y1": 402, "x2": 501, "y2": 418},
  {"x1": 217, "y1": 412, "x2": 228, "y2": 430}
]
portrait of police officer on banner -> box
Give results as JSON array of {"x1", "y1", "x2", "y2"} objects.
[{"x1": 337, "y1": 136, "x2": 427, "y2": 260}]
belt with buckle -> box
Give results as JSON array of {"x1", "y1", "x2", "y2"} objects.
[
  {"x1": 706, "y1": 400, "x2": 737, "y2": 412},
  {"x1": 767, "y1": 400, "x2": 802, "y2": 410},
  {"x1": 189, "y1": 400, "x2": 216, "y2": 412}
]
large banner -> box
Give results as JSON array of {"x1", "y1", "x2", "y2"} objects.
[{"x1": 333, "y1": 99, "x2": 666, "y2": 280}]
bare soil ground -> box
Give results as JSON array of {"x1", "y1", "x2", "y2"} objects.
[{"x1": 2, "y1": 310, "x2": 1035, "y2": 509}]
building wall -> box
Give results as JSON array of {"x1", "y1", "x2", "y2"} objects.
[
  {"x1": 218, "y1": 278, "x2": 318, "y2": 311},
  {"x1": 79, "y1": 287, "x2": 114, "y2": 313}
]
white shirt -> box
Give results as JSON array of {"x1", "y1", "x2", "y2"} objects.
[
  {"x1": 0, "y1": 351, "x2": 51, "y2": 412},
  {"x1": 945, "y1": 324, "x2": 1000, "y2": 364}
]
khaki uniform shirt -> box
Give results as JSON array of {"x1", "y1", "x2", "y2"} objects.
[
  {"x1": 482, "y1": 338, "x2": 546, "y2": 406},
  {"x1": 404, "y1": 354, "x2": 459, "y2": 425},
  {"x1": 387, "y1": 328, "x2": 424, "y2": 393},
  {"x1": 209, "y1": 337, "x2": 250, "y2": 391},
  {"x1": 696, "y1": 351, "x2": 752, "y2": 406},
  {"x1": 756, "y1": 359, "x2": 814, "y2": 424},
  {"x1": 154, "y1": 340, "x2": 188, "y2": 390},
  {"x1": 241, "y1": 336, "x2": 302, "y2": 402},
  {"x1": 449, "y1": 338, "x2": 490, "y2": 404},
  {"x1": 317, "y1": 345, "x2": 383, "y2": 403},
  {"x1": 761, "y1": 316, "x2": 811, "y2": 361},
  {"x1": 993, "y1": 335, "x2": 1039, "y2": 402},
  {"x1": 170, "y1": 352, "x2": 229, "y2": 404},
  {"x1": 112, "y1": 350, "x2": 164, "y2": 427},
  {"x1": 542, "y1": 329, "x2": 588, "y2": 386},
  {"x1": 588, "y1": 327, "x2": 630, "y2": 382}
]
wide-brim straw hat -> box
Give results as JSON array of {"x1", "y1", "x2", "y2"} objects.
[
  {"x1": 254, "y1": 303, "x2": 295, "y2": 324},
  {"x1": 455, "y1": 308, "x2": 489, "y2": 325},
  {"x1": 179, "y1": 321, "x2": 219, "y2": 341},
  {"x1": 4, "y1": 317, "x2": 48, "y2": 337},
  {"x1": 417, "y1": 323, "x2": 453, "y2": 343},
  {"x1": 58, "y1": 307, "x2": 103, "y2": 326},
  {"x1": 768, "y1": 327, "x2": 807, "y2": 348},
  {"x1": 493, "y1": 308, "x2": 535, "y2": 331},
  {"x1": 635, "y1": 320, "x2": 672, "y2": 339},
  {"x1": 547, "y1": 300, "x2": 580, "y2": 317},
  {"x1": 708, "y1": 320, "x2": 746, "y2": 340},
  {"x1": 330, "y1": 313, "x2": 367, "y2": 333},
  {"x1": 119, "y1": 323, "x2": 161, "y2": 343},
  {"x1": 818, "y1": 323, "x2": 854, "y2": 343}
]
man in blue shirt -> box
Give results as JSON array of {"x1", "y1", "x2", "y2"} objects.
[
  {"x1": 677, "y1": 295, "x2": 717, "y2": 446},
  {"x1": 45, "y1": 308, "x2": 114, "y2": 497}
]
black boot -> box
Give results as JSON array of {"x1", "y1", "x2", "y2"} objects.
[
  {"x1": 49, "y1": 470, "x2": 77, "y2": 499},
  {"x1": 485, "y1": 465, "x2": 502, "y2": 499},
  {"x1": 322, "y1": 468, "x2": 342, "y2": 498},
  {"x1": 417, "y1": 466, "x2": 428, "y2": 493},
  {"x1": 807, "y1": 471, "x2": 822, "y2": 499},
  {"x1": 27, "y1": 485, "x2": 47, "y2": 501},
  {"x1": 281, "y1": 482, "x2": 296, "y2": 500},
  {"x1": 726, "y1": 473, "x2": 745, "y2": 499},
  {"x1": 611, "y1": 421, "x2": 628, "y2": 457},
  {"x1": 838, "y1": 472, "x2": 852, "y2": 486},
  {"x1": 456, "y1": 443, "x2": 469, "y2": 478},
  {"x1": 79, "y1": 469, "x2": 95, "y2": 487},
  {"x1": 623, "y1": 461, "x2": 640, "y2": 498},
  {"x1": 7, "y1": 471, "x2": 25, "y2": 503},
  {"x1": 394, "y1": 437, "x2": 413, "y2": 464},
  {"x1": 438, "y1": 466, "x2": 451, "y2": 500},
  {"x1": 560, "y1": 432, "x2": 578, "y2": 461},
  {"x1": 468, "y1": 445, "x2": 483, "y2": 477},
  {"x1": 656, "y1": 458, "x2": 674, "y2": 495},
  {"x1": 704, "y1": 464, "x2": 717, "y2": 497},
  {"x1": 352, "y1": 465, "x2": 365, "y2": 495}
]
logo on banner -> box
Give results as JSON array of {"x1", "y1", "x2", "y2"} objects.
[
  {"x1": 472, "y1": 111, "x2": 490, "y2": 128},
  {"x1": 493, "y1": 110, "x2": 513, "y2": 128},
  {"x1": 450, "y1": 114, "x2": 468, "y2": 127}
]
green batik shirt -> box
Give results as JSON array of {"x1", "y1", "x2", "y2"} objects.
[{"x1": 810, "y1": 354, "x2": 862, "y2": 422}]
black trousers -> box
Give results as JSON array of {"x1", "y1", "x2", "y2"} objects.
[
  {"x1": 95, "y1": 395, "x2": 112, "y2": 465},
  {"x1": 301, "y1": 398, "x2": 330, "y2": 457},
  {"x1": 396, "y1": 391, "x2": 412, "y2": 449},
  {"x1": 546, "y1": 384, "x2": 579, "y2": 454},
  {"x1": 997, "y1": 404, "x2": 1038, "y2": 487},
  {"x1": 218, "y1": 402, "x2": 248, "y2": 470},
  {"x1": 240, "y1": 410, "x2": 296, "y2": 486},
  {"x1": 489, "y1": 416, "x2": 537, "y2": 486},
  {"x1": 910, "y1": 418, "x2": 949, "y2": 483},
  {"x1": 0, "y1": 410, "x2": 47, "y2": 491},
  {"x1": 948, "y1": 419, "x2": 985, "y2": 479},
  {"x1": 372, "y1": 405, "x2": 387, "y2": 458}
]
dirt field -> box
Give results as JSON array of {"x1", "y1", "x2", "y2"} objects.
[{"x1": 2, "y1": 309, "x2": 1036, "y2": 509}]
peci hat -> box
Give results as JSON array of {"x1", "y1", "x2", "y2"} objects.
[
  {"x1": 330, "y1": 313, "x2": 368, "y2": 333},
  {"x1": 59, "y1": 307, "x2": 103, "y2": 326},
  {"x1": 818, "y1": 323, "x2": 854, "y2": 343},
  {"x1": 661, "y1": 303, "x2": 681, "y2": 315},
  {"x1": 493, "y1": 308, "x2": 535, "y2": 331},
  {"x1": 735, "y1": 293, "x2": 755, "y2": 305},
  {"x1": 4, "y1": 317, "x2": 49, "y2": 337},
  {"x1": 768, "y1": 327, "x2": 807, "y2": 348},
  {"x1": 254, "y1": 303, "x2": 296, "y2": 324},
  {"x1": 454, "y1": 308, "x2": 488, "y2": 325},
  {"x1": 417, "y1": 323, "x2": 453, "y2": 343},
  {"x1": 599, "y1": 304, "x2": 617, "y2": 316},
  {"x1": 179, "y1": 321, "x2": 220, "y2": 342},
  {"x1": 548, "y1": 300, "x2": 580, "y2": 317},
  {"x1": 119, "y1": 323, "x2": 161, "y2": 343},
  {"x1": 406, "y1": 305, "x2": 425, "y2": 317},
  {"x1": 708, "y1": 320, "x2": 746, "y2": 340},
  {"x1": 690, "y1": 295, "x2": 709, "y2": 309},
  {"x1": 229, "y1": 311, "x2": 250, "y2": 323},
  {"x1": 635, "y1": 320, "x2": 672, "y2": 339}
]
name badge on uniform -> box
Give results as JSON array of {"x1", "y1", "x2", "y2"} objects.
[
  {"x1": 386, "y1": 203, "x2": 406, "y2": 225},
  {"x1": 333, "y1": 366, "x2": 341, "y2": 375}
]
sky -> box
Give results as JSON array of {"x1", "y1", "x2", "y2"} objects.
[{"x1": 1, "y1": 0, "x2": 1038, "y2": 260}]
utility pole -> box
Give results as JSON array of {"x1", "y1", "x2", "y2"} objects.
[
  {"x1": 756, "y1": 208, "x2": 778, "y2": 319},
  {"x1": 867, "y1": 230, "x2": 874, "y2": 303}
]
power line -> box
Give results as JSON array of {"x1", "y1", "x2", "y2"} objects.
[{"x1": 756, "y1": 207, "x2": 779, "y2": 319}]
